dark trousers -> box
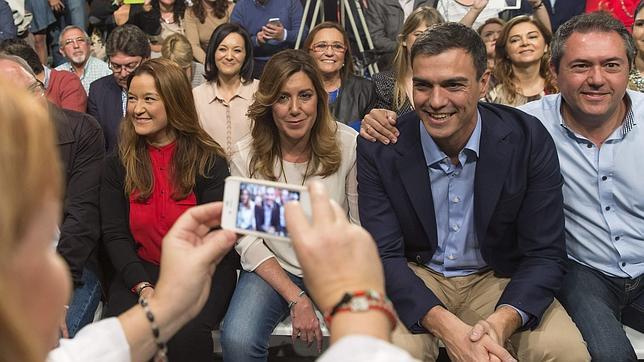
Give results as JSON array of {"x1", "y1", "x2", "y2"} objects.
[{"x1": 105, "y1": 258, "x2": 237, "y2": 361}]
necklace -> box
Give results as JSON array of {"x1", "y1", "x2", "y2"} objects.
[{"x1": 279, "y1": 148, "x2": 311, "y2": 186}]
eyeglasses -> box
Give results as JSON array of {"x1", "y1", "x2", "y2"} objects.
[
  {"x1": 63, "y1": 37, "x2": 88, "y2": 47},
  {"x1": 27, "y1": 80, "x2": 46, "y2": 97},
  {"x1": 310, "y1": 42, "x2": 347, "y2": 54},
  {"x1": 108, "y1": 60, "x2": 141, "y2": 73}
]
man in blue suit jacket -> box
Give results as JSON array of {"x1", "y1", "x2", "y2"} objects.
[
  {"x1": 357, "y1": 23, "x2": 589, "y2": 361},
  {"x1": 88, "y1": 25, "x2": 150, "y2": 153}
]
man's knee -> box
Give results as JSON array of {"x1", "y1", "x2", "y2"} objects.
[{"x1": 390, "y1": 319, "x2": 439, "y2": 361}]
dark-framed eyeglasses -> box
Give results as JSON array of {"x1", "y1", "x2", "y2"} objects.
[
  {"x1": 310, "y1": 42, "x2": 347, "y2": 54},
  {"x1": 108, "y1": 60, "x2": 141, "y2": 73}
]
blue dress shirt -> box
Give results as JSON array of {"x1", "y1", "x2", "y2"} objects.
[{"x1": 521, "y1": 91, "x2": 644, "y2": 279}]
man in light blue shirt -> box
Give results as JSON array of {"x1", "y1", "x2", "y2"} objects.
[
  {"x1": 520, "y1": 12, "x2": 644, "y2": 362},
  {"x1": 56, "y1": 25, "x2": 111, "y2": 94}
]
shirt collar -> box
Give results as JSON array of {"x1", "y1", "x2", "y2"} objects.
[
  {"x1": 557, "y1": 92, "x2": 635, "y2": 140},
  {"x1": 420, "y1": 109, "x2": 482, "y2": 167},
  {"x1": 207, "y1": 80, "x2": 254, "y2": 104}
]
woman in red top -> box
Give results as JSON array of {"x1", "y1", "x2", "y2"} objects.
[{"x1": 100, "y1": 58, "x2": 237, "y2": 361}]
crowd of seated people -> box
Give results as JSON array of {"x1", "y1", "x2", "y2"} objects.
[{"x1": 1, "y1": 0, "x2": 643, "y2": 361}]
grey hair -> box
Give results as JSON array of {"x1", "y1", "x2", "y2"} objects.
[
  {"x1": 0, "y1": 53, "x2": 37, "y2": 79},
  {"x1": 410, "y1": 22, "x2": 488, "y2": 79},
  {"x1": 551, "y1": 11, "x2": 636, "y2": 72},
  {"x1": 58, "y1": 25, "x2": 90, "y2": 48}
]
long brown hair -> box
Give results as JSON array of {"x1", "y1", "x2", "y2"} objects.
[
  {"x1": 246, "y1": 49, "x2": 341, "y2": 181},
  {"x1": 391, "y1": 6, "x2": 444, "y2": 111},
  {"x1": 303, "y1": 21, "x2": 354, "y2": 81},
  {"x1": 493, "y1": 15, "x2": 557, "y2": 104},
  {"x1": 0, "y1": 78, "x2": 61, "y2": 362},
  {"x1": 191, "y1": 0, "x2": 228, "y2": 23},
  {"x1": 119, "y1": 58, "x2": 225, "y2": 201}
]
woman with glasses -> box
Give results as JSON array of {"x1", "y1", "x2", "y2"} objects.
[
  {"x1": 101, "y1": 58, "x2": 238, "y2": 361},
  {"x1": 193, "y1": 23, "x2": 258, "y2": 158},
  {"x1": 486, "y1": 16, "x2": 557, "y2": 106},
  {"x1": 220, "y1": 49, "x2": 359, "y2": 362},
  {"x1": 303, "y1": 22, "x2": 374, "y2": 129},
  {"x1": 370, "y1": 6, "x2": 444, "y2": 117}
]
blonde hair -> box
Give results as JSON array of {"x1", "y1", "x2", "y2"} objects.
[
  {"x1": 391, "y1": 6, "x2": 444, "y2": 111},
  {"x1": 247, "y1": 49, "x2": 341, "y2": 181},
  {"x1": 120, "y1": 58, "x2": 225, "y2": 201},
  {"x1": 0, "y1": 78, "x2": 62, "y2": 362},
  {"x1": 161, "y1": 33, "x2": 193, "y2": 70}
]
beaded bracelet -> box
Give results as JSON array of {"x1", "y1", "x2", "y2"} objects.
[
  {"x1": 324, "y1": 290, "x2": 397, "y2": 330},
  {"x1": 139, "y1": 297, "x2": 168, "y2": 362}
]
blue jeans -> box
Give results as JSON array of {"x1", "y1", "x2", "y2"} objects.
[
  {"x1": 49, "y1": 0, "x2": 87, "y2": 66},
  {"x1": 66, "y1": 268, "x2": 101, "y2": 337},
  {"x1": 221, "y1": 270, "x2": 306, "y2": 362},
  {"x1": 558, "y1": 260, "x2": 644, "y2": 362}
]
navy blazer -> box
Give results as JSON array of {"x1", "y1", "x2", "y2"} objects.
[
  {"x1": 88, "y1": 74, "x2": 124, "y2": 153},
  {"x1": 357, "y1": 102, "x2": 566, "y2": 333}
]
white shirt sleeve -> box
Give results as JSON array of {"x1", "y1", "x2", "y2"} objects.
[
  {"x1": 46, "y1": 318, "x2": 130, "y2": 362},
  {"x1": 317, "y1": 335, "x2": 419, "y2": 362}
]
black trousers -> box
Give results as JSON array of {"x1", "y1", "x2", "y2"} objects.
[{"x1": 105, "y1": 258, "x2": 237, "y2": 361}]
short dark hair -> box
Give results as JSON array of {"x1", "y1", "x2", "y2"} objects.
[
  {"x1": 411, "y1": 22, "x2": 487, "y2": 79},
  {"x1": 204, "y1": 23, "x2": 254, "y2": 83},
  {"x1": 106, "y1": 24, "x2": 151, "y2": 59},
  {"x1": 551, "y1": 11, "x2": 636, "y2": 72},
  {"x1": 0, "y1": 39, "x2": 44, "y2": 74}
]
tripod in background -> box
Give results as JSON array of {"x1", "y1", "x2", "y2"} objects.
[{"x1": 295, "y1": 0, "x2": 380, "y2": 76}]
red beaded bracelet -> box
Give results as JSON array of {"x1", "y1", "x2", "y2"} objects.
[{"x1": 323, "y1": 290, "x2": 397, "y2": 329}]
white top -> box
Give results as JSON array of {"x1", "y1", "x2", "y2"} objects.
[
  {"x1": 230, "y1": 122, "x2": 359, "y2": 276},
  {"x1": 318, "y1": 335, "x2": 419, "y2": 362},
  {"x1": 47, "y1": 318, "x2": 130, "y2": 362},
  {"x1": 437, "y1": 0, "x2": 504, "y2": 29},
  {"x1": 47, "y1": 320, "x2": 417, "y2": 362}
]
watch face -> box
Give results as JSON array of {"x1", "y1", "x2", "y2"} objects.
[{"x1": 349, "y1": 297, "x2": 370, "y2": 311}]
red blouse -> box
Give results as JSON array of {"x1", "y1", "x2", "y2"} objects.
[{"x1": 129, "y1": 142, "x2": 196, "y2": 264}]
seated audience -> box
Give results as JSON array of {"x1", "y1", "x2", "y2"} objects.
[
  {"x1": 114, "y1": 0, "x2": 186, "y2": 54},
  {"x1": 193, "y1": 23, "x2": 258, "y2": 158},
  {"x1": 0, "y1": 38, "x2": 87, "y2": 112},
  {"x1": 304, "y1": 21, "x2": 374, "y2": 129},
  {"x1": 486, "y1": 15, "x2": 557, "y2": 106},
  {"x1": 357, "y1": 22, "x2": 589, "y2": 361},
  {"x1": 0, "y1": 71, "x2": 413, "y2": 360},
  {"x1": 160, "y1": 32, "x2": 206, "y2": 87},
  {"x1": 55, "y1": 25, "x2": 112, "y2": 94},
  {"x1": 477, "y1": 17, "x2": 504, "y2": 70},
  {"x1": 88, "y1": 25, "x2": 150, "y2": 153},
  {"x1": 520, "y1": 12, "x2": 644, "y2": 361},
  {"x1": 0, "y1": 54, "x2": 105, "y2": 338},
  {"x1": 630, "y1": 0, "x2": 644, "y2": 91},
  {"x1": 100, "y1": 58, "x2": 237, "y2": 361},
  {"x1": 184, "y1": 0, "x2": 232, "y2": 64},
  {"x1": 220, "y1": 49, "x2": 359, "y2": 361},
  {"x1": 364, "y1": 0, "x2": 433, "y2": 71},
  {"x1": 368, "y1": 6, "x2": 444, "y2": 127},
  {"x1": 231, "y1": 0, "x2": 306, "y2": 79}
]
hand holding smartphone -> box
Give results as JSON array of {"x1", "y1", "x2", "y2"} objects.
[{"x1": 221, "y1": 176, "x2": 311, "y2": 241}]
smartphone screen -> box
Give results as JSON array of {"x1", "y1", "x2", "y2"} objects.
[
  {"x1": 222, "y1": 176, "x2": 310, "y2": 241},
  {"x1": 236, "y1": 181, "x2": 300, "y2": 237}
]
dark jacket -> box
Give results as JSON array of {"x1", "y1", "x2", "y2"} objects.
[
  {"x1": 88, "y1": 74, "x2": 124, "y2": 154},
  {"x1": 365, "y1": 0, "x2": 434, "y2": 70},
  {"x1": 52, "y1": 106, "x2": 106, "y2": 286},
  {"x1": 100, "y1": 152, "x2": 235, "y2": 290},
  {"x1": 331, "y1": 74, "x2": 375, "y2": 126},
  {"x1": 357, "y1": 103, "x2": 566, "y2": 332},
  {"x1": 507, "y1": 0, "x2": 585, "y2": 31},
  {"x1": 371, "y1": 70, "x2": 413, "y2": 117}
]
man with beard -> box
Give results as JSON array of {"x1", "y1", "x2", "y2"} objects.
[{"x1": 56, "y1": 25, "x2": 111, "y2": 94}]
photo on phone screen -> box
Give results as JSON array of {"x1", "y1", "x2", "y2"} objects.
[{"x1": 236, "y1": 182, "x2": 300, "y2": 238}]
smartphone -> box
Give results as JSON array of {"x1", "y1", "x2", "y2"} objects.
[
  {"x1": 221, "y1": 176, "x2": 311, "y2": 242},
  {"x1": 267, "y1": 17, "x2": 282, "y2": 27}
]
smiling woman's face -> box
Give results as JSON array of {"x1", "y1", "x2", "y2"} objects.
[{"x1": 505, "y1": 21, "x2": 547, "y2": 66}]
